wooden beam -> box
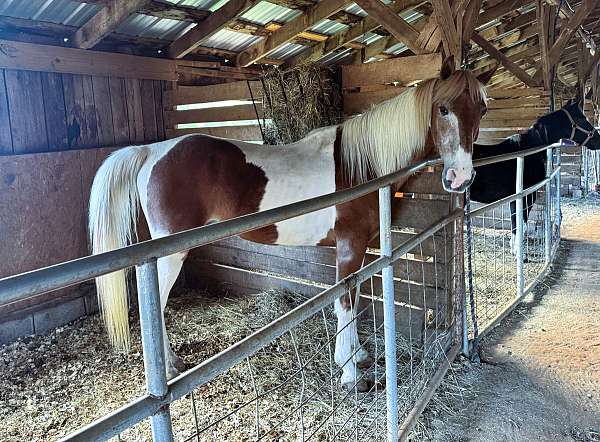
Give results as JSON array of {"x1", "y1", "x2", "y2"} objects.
[
  {"x1": 532, "y1": 0, "x2": 594, "y2": 82},
  {"x1": 462, "y1": 0, "x2": 483, "y2": 44},
  {"x1": 284, "y1": 0, "x2": 424, "y2": 67},
  {"x1": 536, "y1": 0, "x2": 552, "y2": 89},
  {"x1": 583, "y1": 50, "x2": 600, "y2": 81},
  {"x1": 471, "y1": 32, "x2": 540, "y2": 87},
  {"x1": 74, "y1": 0, "x2": 150, "y2": 49},
  {"x1": 477, "y1": 0, "x2": 532, "y2": 27},
  {"x1": 139, "y1": 1, "x2": 210, "y2": 22},
  {"x1": 353, "y1": 0, "x2": 426, "y2": 55},
  {"x1": 236, "y1": 0, "x2": 350, "y2": 66},
  {"x1": 168, "y1": 0, "x2": 258, "y2": 59},
  {"x1": 431, "y1": 0, "x2": 461, "y2": 62},
  {"x1": 0, "y1": 39, "x2": 176, "y2": 80}
]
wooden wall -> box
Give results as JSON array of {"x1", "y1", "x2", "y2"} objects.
[{"x1": 0, "y1": 68, "x2": 169, "y2": 155}]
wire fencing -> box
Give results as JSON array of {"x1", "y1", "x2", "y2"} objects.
[{"x1": 465, "y1": 144, "x2": 564, "y2": 344}]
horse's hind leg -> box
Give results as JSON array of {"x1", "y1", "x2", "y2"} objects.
[{"x1": 157, "y1": 252, "x2": 187, "y2": 379}]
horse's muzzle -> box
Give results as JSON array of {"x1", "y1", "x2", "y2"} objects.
[{"x1": 442, "y1": 170, "x2": 476, "y2": 193}]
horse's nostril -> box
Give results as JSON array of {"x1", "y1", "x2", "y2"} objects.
[{"x1": 446, "y1": 168, "x2": 457, "y2": 182}]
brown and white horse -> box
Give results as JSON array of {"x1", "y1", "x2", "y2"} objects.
[{"x1": 89, "y1": 58, "x2": 491, "y2": 390}]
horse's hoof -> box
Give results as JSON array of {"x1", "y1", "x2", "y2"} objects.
[{"x1": 342, "y1": 378, "x2": 373, "y2": 393}]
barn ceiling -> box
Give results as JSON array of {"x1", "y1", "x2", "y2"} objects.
[{"x1": 0, "y1": 0, "x2": 598, "y2": 89}]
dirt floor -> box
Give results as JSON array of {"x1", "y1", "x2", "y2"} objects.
[{"x1": 429, "y1": 193, "x2": 600, "y2": 442}]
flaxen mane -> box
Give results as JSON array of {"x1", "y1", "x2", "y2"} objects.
[{"x1": 341, "y1": 70, "x2": 487, "y2": 184}]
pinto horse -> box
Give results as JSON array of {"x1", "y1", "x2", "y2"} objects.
[
  {"x1": 89, "y1": 58, "x2": 490, "y2": 390},
  {"x1": 471, "y1": 99, "x2": 600, "y2": 253}
]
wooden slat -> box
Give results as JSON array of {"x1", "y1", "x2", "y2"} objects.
[
  {"x1": 343, "y1": 87, "x2": 407, "y2": 114},
  {"x1": 342, "y1": 54, "x2": 442, "y2": 89},
  {"x1": 166, "y1": 125, "x2": 264, "y2": 141},
  {"x1": 362, "y1": 276, "x2": 444, "y2": 309},
  {"x1": 173, "y1": 81, "x2": 262, "y2": 105},
  {"x1": 364, "y1": 253, "x2": 447, "y2": 287},
  {"x1": 480, "y1": 119, "x2": 536, "y2": 129},
  {"x1": 154, "y1": 80, "x2": 166, "y2": 141},
  {"x1": 391, "y1": 197, "x2": 450, "y2": 230},
  {"x1": 124, "y1": 78, "x2": 145, "y2": 143},
  {"x1": 81, "y1": 75, "x2": 99, "y2": 148},
  {"x1": 167, "y1": 104, "x2": 263, "y2": 126},
  {"x1": 4, "y1": 69, "x2": 48, "y2": 153},
  {"x1": 92, "y1": 76, "x2": 115, "y2": 146},
  {"x1": 40, "y1": 72, "x2": 68, "y2": 151},
  {"x1": 400, "y1": 170, "x2": 445, "y2": 195},
  {"x1": 62, "y1": 74, "x2": 85, "y2": 149},
  {"x1": 0, "y1": 69, "x2": 12, "y2": 154},
  {"x1": 487, "y1": 97, "x2": 549, "y2": 108},
  {"x1": 141, "y1": 79, "x2": 158, "y2": 142},
  {"x1": 0, "y1": 39, "x2": 176, "y2": 81},
  {"x1": 484, "y1": 108, "x2": 544, "y2": 119},
  {"x1": 108, "y1": 77, "x2": 131, "y2": 145},
  {"x1": 431, "y1": 0, "x2": 461, "y2": 62},
  {"x1": 168, "y1": 0, "x2": 258, "y2": 59},
  {"x1": 75, "y1": 0, "x2": 150, "y2": 49},
  {"x1": 487, "y1": 88, "x2": 548, "y2": 98}
]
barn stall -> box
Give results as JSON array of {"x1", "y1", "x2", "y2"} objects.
[{"x1": 0, "y1": 0, "x2": 599, "y2": 441}]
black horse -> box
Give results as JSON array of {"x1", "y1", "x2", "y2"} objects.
[{"x1": 470, "y1": 100, "x2": 600, "y2": 252}]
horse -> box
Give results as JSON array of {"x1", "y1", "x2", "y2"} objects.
[
  {"x1": 88, "y1": 57, "x2": 491, "y2": 391},
  {"x1": 470, "y1": 99, "x2": 600, "y2": 254}
]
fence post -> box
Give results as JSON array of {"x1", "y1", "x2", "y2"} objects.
[
  {"x1": 555, "y1": 146, "x2": 562, "y2": 232},
  {"x1": 136, "y1": 259, "x2": 175, "y2": 442},
  {"x1": 544, "y1": 147, "x2": 553, "y2": 264},
  {"x1": 515, "y1": 156, "x2": 525, "y2": 297},
  {"x1": 583, "y1": 146, "x2": 589, "y2": 196},
  {"x1": 378, "y1": 185, "x2": 398, "y2": 442}
]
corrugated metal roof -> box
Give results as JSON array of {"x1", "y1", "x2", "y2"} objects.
[
  {"x1": 203, "y1": 28, "x2": 263, "y2": 51},
  {"x1": 310, "y1": 19, "x2": 348, "y2": 36},
  {"x1": 241, "y1": 1, "x2": 301, "y2": 25},
  {"x1": 268, "y1": 41, "x2": 306, "y2": 59},
  {"x1": 0, "y1": 0, "x2": 100, "y2": 26}
]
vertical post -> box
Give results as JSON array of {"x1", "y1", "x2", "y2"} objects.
[
  {"x1": 544, "y1": 147, "x2": 553, "y2": 263},
  {"x1": 136, "y1": 260, "x2": 175, "y2": 442},
  {"x1": 583, "y1": 145, "x2": 589, "y2": 196},
  {"x1": 555, "y1": 145, "x2": 562, "y2": 232},
  {"x1": 449, "y1": 193, "x2": 466, "y2": 356},
  {"x1": 378, "y1": 186, "x2": 398, "y2": 442},
  {"x1": 515, "y1": 156, "x2": 525, "y2": 297}
]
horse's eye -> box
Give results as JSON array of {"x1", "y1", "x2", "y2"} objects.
[{"x1": 439, "y1": 106, "x2": 449, "y2": 116}]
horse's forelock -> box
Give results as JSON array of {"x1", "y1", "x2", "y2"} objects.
[{"x1": 430, "y1": 70, "x2": 487, "y2": 106}]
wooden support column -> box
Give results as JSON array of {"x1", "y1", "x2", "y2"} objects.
[
  {"x1": 536, "y1": 0, "x2": 552, "y2": 90},
  {"x1": 431, "y1": 0, "x2": 462, "y2": 65},
  {"x1": 75, "y1": 0, "x2": 150, "y2": 49}
]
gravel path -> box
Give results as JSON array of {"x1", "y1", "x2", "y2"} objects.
[{"x1": 430, "y1": 194, "x2": 600, "y2": 442}]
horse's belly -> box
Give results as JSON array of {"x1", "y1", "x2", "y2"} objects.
[{"x1": 273, "y1": 207, "x2": 336, "y2": 246}]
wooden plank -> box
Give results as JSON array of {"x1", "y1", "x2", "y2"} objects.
[
  {"x1": 154, "y1": 80, "x2": 166, "y2": 141},
  {"x1": 479, "y1": 119, "x2": 537, "y2": 129},
  {"x1": 173, "y1": 81, "x2": 262, "y2": 105},
  {"x1": 75, "y1": 0, "x2": 150, "y2": 49},
  {"x1": 392, "y1": 197, "x2": 450, "y2": 230},
  {"x1": 4, "y1": 69, "x2": 48, "y2": 153},
  {"x1": 40, "y1": 72, "x2": 68, "y2": 151},
  {"x1": 0, "y1": 69, "x2": 12, "y2": 154},
  {"x1": 400, "y1": 170, "x2": 445, "y2": 195},
  {"x1": 487, "y1": 97, "x2": 548, "y2": 108},
  {"x1": 353, "y1": 0, "x2": 425, "y2": 55},
  {"x1": 91, "y1": 76, "x2": 115, "y2": 147},
  {"x1": 167, "y1": 125, "x2": 263, "y2": 141},
  {"x1": 140, "y1": 79, "x2": 158, "y2": 142},
  {"x1": 62, "y1": 73, "x2": 86, "y2": 149},
  {"x1": 0, "y1": 39, "x2": 176, "y2": 81},
  {"x1": 124, "y1": 78, "x2": 144, "y2": 143},
  {"x1": 484, "y1": 108, "x2": 545, "y2": 119},
  {"x1": 81, "y1": 75, "x2": 99, "y2": 148},
  {"x1": 364, "y1": 253, "x2": 447, "y2": 288},
  {"x1": 236, "y1": 0, "x2": 350, "y2": 66},
  {"x1": 487, "y1": 88, "x2": 548, "y2": 98},
  {"x1": 168, "y1": 0, "x2": 259, "y2": 59},
  {"x1": 342, "y1": 54, "x2": 442, "y2": 89},
  {"x1": 343, "y1": 87, "x2": 407, "y2": 114},
  {"x1": 108, "y1": 77, "x2": 131, "y2": 145},
  {"x1": 536, "y1": 0, "x2": 552, "y2": 89},
  {"x1": 471, "y1": 32, "x2": 540, "y2": 88},
  {"x1": 431, "y1": 0, "x2": 461, "y2": 62},
  {"x1": 167, "y1": 104, "x2": 263, "y2": 125},
  {"x1": 362, "y1": 276, "x2": 444, "y2": 309}
]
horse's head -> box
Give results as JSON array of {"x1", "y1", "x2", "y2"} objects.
[
  {"x1": 429, "y1": 58, "x2": 494, "y2": 193},
  {"x1": 558, "y1": 99, "x2": 600, "y2": 150}
]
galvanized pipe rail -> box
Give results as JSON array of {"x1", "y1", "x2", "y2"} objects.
[{"x1": 0, "y1": 140, "x2": 569, "y2": 442}]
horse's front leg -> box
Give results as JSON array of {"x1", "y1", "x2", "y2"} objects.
[{"x1": 334, "y1": 235, "x2": 370, "y2": 391}]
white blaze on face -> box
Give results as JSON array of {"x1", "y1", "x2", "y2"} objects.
[{"x1": 445, "y1": 147, "x2": 474, "y2": 190}]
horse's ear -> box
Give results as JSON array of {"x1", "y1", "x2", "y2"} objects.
[
  {"x1": 440, "y1": 56, "x2": 455, "y2": 80},
  {"x1": 476, "y1": 64, "x2": 498, "y2": 85}
]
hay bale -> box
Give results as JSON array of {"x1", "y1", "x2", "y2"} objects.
[{"x1": 260, "y1": 64, "x2": 342, "y2": 145}]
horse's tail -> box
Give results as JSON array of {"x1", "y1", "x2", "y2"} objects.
[{"x1": 88, "y1": 145, "x2": 149, "y2": 352}]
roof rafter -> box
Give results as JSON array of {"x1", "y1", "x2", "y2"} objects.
[{"x1": 74, "y1": 0, "x2": 150, "y2": 49}]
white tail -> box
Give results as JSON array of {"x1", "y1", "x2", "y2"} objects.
[{"x1": 89, "y1": 145, "x2": 149, "y2": 351}]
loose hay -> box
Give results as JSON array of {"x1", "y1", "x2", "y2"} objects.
[{"x1": 0, "y1": 288, "x2": 454, "y2": 441}]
